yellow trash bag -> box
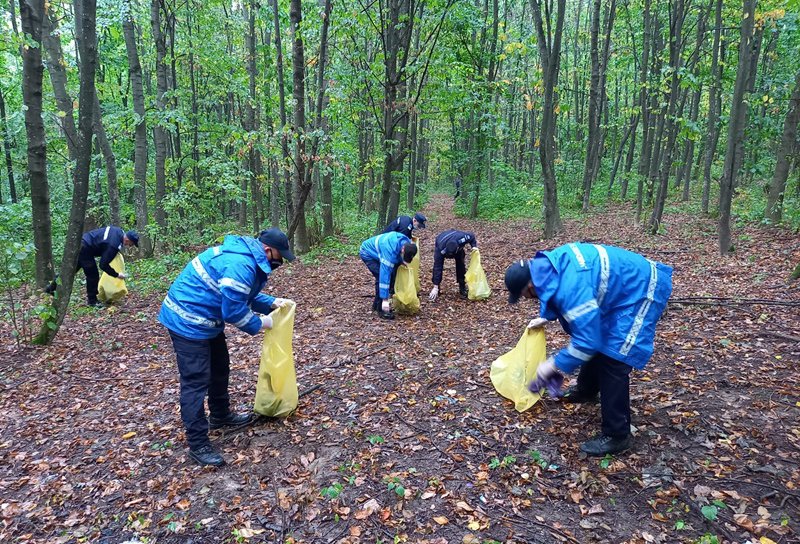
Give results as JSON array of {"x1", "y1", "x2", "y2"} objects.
[
  {"x1": 97, "y1": 253, "x2": 128, "y2": 303},
  {"x1": 466, "y1": 248, "x2": 491, "y2": 300},
  {"x1": 393, "y1": 265, "x2": 420, "y2": 315},
  {"x1": 410, "y1": 236, "x2": 421, "y2": 293},
  {"x1": 490, "y1": 327, "x2": 547, "y2": 412},
  {"x1": 254, "y1": 302, "x2": 298, "y2": 417}
]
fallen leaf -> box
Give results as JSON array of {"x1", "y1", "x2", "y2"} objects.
[
  {"x1": 122, "y1": 432, "x2": 136, "y2": 439},
  {"x1": 433, "y1": 516, "x2": 449, "y2": 525}
]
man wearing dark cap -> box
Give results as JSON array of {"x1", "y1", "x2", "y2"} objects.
[
  {"x1": 428, "y1": 230, "x2": 477, "y2": 301},
  {"x1": 158, "y1": 228, "x2": 295, "y2": 467},
  {"x1": 504, "y1": 243, "x2": 673, "y2": 456},
  {"x1": 383, "y1": 212, "x2": 427, "y2": 237},
  {"x1": 57, "y1": 226, "x2": 139, "y2": 306}
]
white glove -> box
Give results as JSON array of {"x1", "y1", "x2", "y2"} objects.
[
  {"x1": 381, "y1": 300, "x2": 391, "y2": 313},
  {"x1": 527, "y1": 317, "x2": 548, "y2": 329},
  {"x1": 428, "y1": 285, "x2": 439, "y2": 301},
  {"x1": 536, "y1": 356, "x2": 557, "y2": 380},
  {"x1": 470, "y1": 247, "x2": 479, "y2": 253},
  {"x1": 117, "y1": 272, "x2": 128, "y2": 280},
  {"x1": 271, "y1": 298, "x2": 293, "y2": 309},
  {"x1": 260, "y1": 314, "x2": 273, "y2": 331}
]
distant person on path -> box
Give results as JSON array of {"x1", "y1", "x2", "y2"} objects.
[
  {"x1": 383, "y1": 212, "x2": 427, "y2": 238},
  {"x1": 360, "y1": 232, "x2": 417, "y2": 319},
  {"x1": 504, "y1": 243, "x2": 673, "y2": 456},
  {"x1": 428, "y1": 230, "x2": 477, "y2": 301},
  {"x1": 46, "y1": 226, "x2": 139, "y2": 306},
  {"x1": 158, "y1": 228, "x2": 295, "y2": 467},
  {"x1": 454, "y1": 174, "x2": 462, "y2": 200}
]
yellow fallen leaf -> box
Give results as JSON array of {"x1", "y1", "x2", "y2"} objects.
[
  {"x1": 433, "y1": 516, "x2": 449, "y2": 525},
  {"x1": 467, "y1": 520, "x2": 480, "y2": 530},
  {"x1": 760, "y1": 537, "x2": 777, "y2": 544},
  {"x1": 122, "y1": 432, "x2": 136, "y2": 439}
]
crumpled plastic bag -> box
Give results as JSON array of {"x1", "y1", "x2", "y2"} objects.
[
  {"x1": 490, "y1": 327, "x2": 547, "y2": 412},
  {"x1": 254, "y1": 302, "x2": 298, "y2": 417},
  {"x1": 410, "y1": 235, "x2": 421, "y2": 293},
  {"x1": 466, "y1": 248, "x2": 491, "y2": 300},
  {"x1": 393, "y1": 265, "x2": 420, "y2": 315},
  {"x1": 98, "y1": 253, "x2": 128, "y2": 303}
]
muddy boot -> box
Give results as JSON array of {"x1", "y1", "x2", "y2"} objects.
[{"x1": 459, "y1": 284, "x2": 469, "y2": 299}]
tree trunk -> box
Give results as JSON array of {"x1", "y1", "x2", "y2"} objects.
[
  {"x1": 0, "y1": 85, "x2": 17, "y2": 203},
  {"x1": 42, "y1": 8, "x2": 79, "y2": 160},
  {"x1": 19, "y1": 0, "x2": 54, "y2": 288},
  {"x1": 581, "y1": 0, "x2": 601, "y2": 211},
  {"x1": 37, "y1": 0, "x2": 96, "y2": 344},
  {"x1": 272, "y1": 0, "x2": 293, "y2": 229},
  {"x1": 151, "y1": 0, "x2": 168, "y2": 232},
  {"x1": 718, "y1": 0, "x2": 757, "y2": 254},
  {"x1": 765, "y1": 70, "x2": 800, "y2": 223},
  {"x1": 92, "y1": 92, "x2": 120, "y2": 225},
  {"x1": 530, "y1": 0, "x2": 566, "y2": 237},
  {"x1": 123, "y1": 0, "x2": 151, "y2": 254},
  {"x1": 702, "y1": 0, "x2": 723, "y2": 214}
]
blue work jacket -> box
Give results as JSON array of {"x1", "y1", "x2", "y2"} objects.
[
  {"x1": 158, "y1": 235, "x2": 276, "y2": 339},
  {"x1": 531, "y1": 243, "x2": 673, "y2": 373},
  {"x1": 359, "y1": 232, "x2": 411, "y2": 299}
]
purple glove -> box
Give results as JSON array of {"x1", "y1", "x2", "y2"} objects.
[{"x1": 528, "y1": 372, "x2": 565, "y2": 398}]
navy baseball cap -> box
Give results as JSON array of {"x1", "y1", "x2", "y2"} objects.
[
  {"x1": 258, "y1": 228, "x2": 296, "y2": 261},
  {"x1": 125, "y1": 230, "x2": 140, "y2": 247},
  {"x1": 414, "y1": 213, "x2": 427, "y2": 228},
  {"x1": 505, "y1": 260, "x2": 532, "y2": 304}
]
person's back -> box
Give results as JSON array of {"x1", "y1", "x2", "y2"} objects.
[{"x1": 82, "y1": 226, "x2": 125, "y2": 256}]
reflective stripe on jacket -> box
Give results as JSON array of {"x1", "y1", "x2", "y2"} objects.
[
  {"x1": 158, "y1": 235, "x2": 276, "y2": 339},
  {"x1": 531, "y1": 243, "x2": 673, "y2": 373},
  {"x1": 359, "y1": 232, "x2": 411, "y2": 299}
]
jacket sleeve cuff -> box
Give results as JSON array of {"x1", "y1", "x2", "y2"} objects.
[{"x1": 251, "y1": 294, "x2": 275, "y2": 314}]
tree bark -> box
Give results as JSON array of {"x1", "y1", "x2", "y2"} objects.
[
  {"x1": 42, "y1": 7, "x2": 79, "y2": 160},
  {"x1": 765, "y1": 69, "x2": 800, "y2": 223},
  {"x1": 19, "y1": 0, "x2": 54, "y2": 288},
  {"x1": 272, "y1": 0, "x2": 293, "y2": 229},
  {"x1": 719, "y1": 0, "x2": 757, "y2": 254},
  {"x1": 701, "y1": 0, "x2": 723, "y2": 214},
  {"x1": 123, "y1": 0, "x2": 151, "y2": 254},
  {"x1": 93, "y1": 92, "x2": 120, "y2": 225},
  {"x1": 530, "y1": 0, "x2": 566, "y2": 237},
  {"x1": 151, "y1": 0, "x2": 168, "y2": 232},
  {"x1": 37, "y1": 0, "x2": 96, "y2": 344},
  {"x1": 0, "y1": 85, "x2": 17, "y2": 203}
]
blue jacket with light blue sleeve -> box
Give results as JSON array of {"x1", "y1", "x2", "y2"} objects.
[
  {"x1": 359, "y1": 232, "x2": 412, "y2": 299},
  {"x1": 531, "y1": 243, "x2": 673, "y2": 373},
  {"x1": 158, "y1": 235, "x2": 276, "y2": 339}
]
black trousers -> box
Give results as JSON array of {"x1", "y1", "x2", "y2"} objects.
[
  {"x1": 169, "y1": 331, "x2": 231, "y2": 450},
  {"x1": 454, "y1": 249, "x2": 467, "y2": 288},
  {"x1": 361, "y1": 255, "x2": 397, "y2": 308},
  {"x1": 574, "y1": 353, "x2": 633, "y2": 438},
  {"x1": 77, "y1": 244, "x2": 100, "y2": 303}
]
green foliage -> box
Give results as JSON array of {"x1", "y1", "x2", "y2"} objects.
[
  {"x1": 367, "y1": 434, "x2": 385, "y2": 445},
  {"x1": 383, "y1": 476, "x2": 406, "y2": 498},
  {"x1": 693, "y1": 534, "x2": 720, "y2": 544},
  {"x1": 320, "y1": 482, "x2": 344, "y2": 500},
  {"x1": 488, "y1": 455, "x2": 516, "y2": 469}
]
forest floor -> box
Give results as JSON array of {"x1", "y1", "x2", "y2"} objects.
[{"x1": 1, "y1": 194, "x2": 800, "y2": 544}]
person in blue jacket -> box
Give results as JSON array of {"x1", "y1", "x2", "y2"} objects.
[
  {"x1": 69, "y1": 226, "x2": 139, "y2": 306},
  {"x1": 428, "y1": 230, "x2": 477, "y2": 301},
  {"x1": 383, "y1": 212, "x2": 427, "y2": 238},
  {"x1": 360, "y1": 232, "x2": 417, "y2": 319},
  {"x1": 504, "y1": 243, "x2": 673, "y2": 456},
  {"x1": 158, "y1": 228, "x2": 295, "y2": 467}
]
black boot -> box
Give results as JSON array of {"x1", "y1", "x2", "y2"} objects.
[
  {"x1": 188, "y1": 444, "x2": 226, "y2": 467},
  {"x1": 579, "y1": 434, "x2": 632, "y2": 456},
  {"x1": 209, "y1": 412, "x2": 253, "y2": 429},
  {"x1": 378, "y1": 308, "x2": 395, "y2": 320},
  {"x1": 372, "y1": 298, "x2": 380, "y2": 312},
  {"x1": 560, "y1": 385, "x2": 599, "y2": 404},
  {"x1": 459, "y1": 285, "x2": 468, "y2": 299}
]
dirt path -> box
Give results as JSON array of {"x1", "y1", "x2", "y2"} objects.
[{"x1": 1, "y1": 195, "x2": 799, "y2": 543}]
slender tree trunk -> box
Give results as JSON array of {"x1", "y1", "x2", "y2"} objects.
[
  {"x1": 151, "y1": 0, "x2": 168, "y2": 231},
  {"x1": 19, "y1": 0, "x2": 54, "y2": 288},
  {"x1": 37, "y1": 0, "x2": 97, "y2": 344},
  {"x1": 0, "y1": 84, "x2": 18, "y2": 203},
  {"x1": 581, "y1": 0, "x2": 601, "y2": 211},
  {"x1": 187, "y1": 5, "x2": 200, "y2": 189},
  {"x1": 530, "y1": 0, "x2": 566, "y2": 237},
  {"x1": 42, "y1": 8, "x2": 79, "y2": 160},
  {"x1": 719, "y1": 0, "x2": 757, "y2": 254},
  {"x1": 765, "y1": 70, "x2": 800, "y2": 223},
  {"x1": 272, "y1": 0, "x2": 293, "y2": 229},
  {"x1": 93, "y1": 92, "x2": 120, "y2": 225},
  {"x1": 123, "y1": 0, "x2": 151, "y2": 254},
  {"x1": 702, "y1": 0, "x2": 723, "y2": 214},
  {"x1": 289, "y1": 0, "x2": 308, "y2": 250}
]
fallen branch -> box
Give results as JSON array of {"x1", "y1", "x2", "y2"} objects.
[
  {"x1": 670, "y1": 296, "x2": 800, "y2": 307},
  {"x1": 677, "y1": 487, "x2": 737, "y2": 544},
  {"x1": 501, "y1": 513, "x2": 580, "y2": 544},
  {"x1": 760, "y1": 330, "x2": 800, "y2": 343}
]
